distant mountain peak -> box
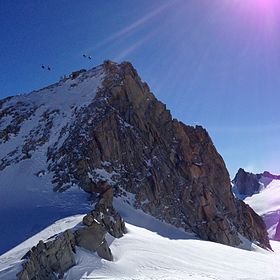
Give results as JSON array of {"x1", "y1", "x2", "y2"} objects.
[
  {"x1": 232, "y1": 168, "x2": 280, "y2": 241},
  {"x1": 232, "y1": 168, "x2": 280, "y2": 198}
]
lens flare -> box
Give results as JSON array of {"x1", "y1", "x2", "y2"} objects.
[{"x1": 254, "y1": 0, "x2": 279, "y2": 10}]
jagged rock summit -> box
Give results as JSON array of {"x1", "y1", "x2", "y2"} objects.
[
  {"x1": 233, "y1": 168, "x2": 280, "y2": 197},
  {"x1": 17, "y1": 182, "x2": 126, "y2": 280},
  {"x1": 0, "y1": 61, "x2": 270, "y2": 251}
]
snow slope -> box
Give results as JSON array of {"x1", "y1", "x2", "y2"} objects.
[
  {"x1": 67, "y1": 227, "x2": 280, "y2": 280},
  {"x1": 244, "y1": 179, "x2": 280, "y2": 239},
  {"x1": 0, "y1": 67, "x2": 104, "y2": 254},
  {"x1": 1, "y1": 200, "x2": 280, "y2": 280}
]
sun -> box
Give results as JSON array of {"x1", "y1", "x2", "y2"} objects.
[
  {"x1": 230, "y1": 0, "x2": 280, "y2": 34},
  {"x1": 246, "y1": 0, "x2": 280, "y2": 11}
]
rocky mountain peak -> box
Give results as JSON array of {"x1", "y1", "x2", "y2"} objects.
[
  {"x1": 232, "y1": 168, "x2": 280, "y2": 197},
  {"x1": 0, "y1": 61, "x2": 271, "y2": 251},
  {"x1": 262, "y1": 171, "x2": 280, "y2": 180},
  {"x1": 232, "y1": 168, "x2": 261, "y2": 197}
]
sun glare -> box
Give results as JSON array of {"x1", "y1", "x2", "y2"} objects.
[
  {"x1": 246, "y1": 0, "x2": 280, "y2": 12},
  {"x1": 230, "y1": 0, "x2": 280, "y2": 13},
  {"x1": 255, "y1": 0, "x2": 278, "y2": 8}
]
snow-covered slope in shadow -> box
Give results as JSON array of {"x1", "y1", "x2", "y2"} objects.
[
  {"x1": 0, "y1": 214, "x2": 84, "y2": 280},
  {"x1": 0, "y1": 67, "x2": 104, "y2": 254}
]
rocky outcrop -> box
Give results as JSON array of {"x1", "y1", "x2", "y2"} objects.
[
  {"x1": 262, "y1": 171, "x2": 280, "y2": 180},
  {"x1": 81, "y1": 186, "x2": 126, "y2": 240},
  {"x1": 17, "y1": 183, "x2": 126, "y2": 280},
  {"x1": 71, "y1": 69, "x2": 86, "y2": 80},
  {"x1": 232, "y1": 168, "x2": 280, "y2": 197},
  {"x1": 235, "y1": 200, "x2": 270, "y2": 248},
  {"x1": 274, "y1": 219, "x2": 280, "y2": 241},
  {"x1": 1, "y1": 61, "x2": 271, "y2": 250},
  {"x1": 17, "y1": 230, "x2": 76, "y2": 280},
  {"x1": 232, "y1": 168, "x2": 261, "y2": 196},
  {"x1": 75, "y1": 181, "x2": 126, "y2": 261}
]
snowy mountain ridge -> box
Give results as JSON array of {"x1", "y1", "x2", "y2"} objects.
[
  {"x1": 232, "y1": 168, "x2": 280, "y2": 239},
  {"x1": 1, "y1": 200, "x2": 280, "y2": 280},
  {"x1": 0, "y1": 61, "x2": 273, "y2": 278},
  {"x1": 0, "y1": 65, "x2": 106, "y2": 254},
  {"x1": 0, "y1": 66, "x2": 104, "y2": 170}
]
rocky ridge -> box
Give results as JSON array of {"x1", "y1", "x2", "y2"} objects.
[
  {"x1": 232, "y1": 168, "x2": 280, "y2": 197},
  {"x1": 0, "y1": 61, "x2": 271, "y2": 250},
  {"x1": 17, "y1": 181, "x2": 126, "y2": 280}
]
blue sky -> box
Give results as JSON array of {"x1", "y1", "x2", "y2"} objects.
[{"x1": 1, "y1": 0, "x2": 280, "y2": 177}]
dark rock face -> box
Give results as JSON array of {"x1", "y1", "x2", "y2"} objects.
[
  {"x1": 57, "y1": 61, "x2": 269, "y2": 249},
  {"x1": 232, "y1": 168, "x2": 261, "y2": 196},
  {"x1": 274, "y1": 220, "x2": 280, "y2": 241},
  {"x1": 1, "y1": 61, "x2": 271, "y2": 250},
  {"x1": 232, "y1": 168, "x2": 280, "y2": 197},
  {"x1": 17, "y1": 183, "x2": 126, "y2": 279},
  {"x1": 75, "y1": 182, "x2": 126, "y2": 261},
  {"x1": 235, "y1": 200, "x2": 271, "y2": 248},
  {"x1": 17, "y1": 230, "x2": 76, "y2": 280}
]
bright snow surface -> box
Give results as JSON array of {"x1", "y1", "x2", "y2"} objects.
[
  {"x1": 244, "y1": 179, "x2": 280, "y2": 216},
  {"x1": 244, "y1": 179, "x2": 280, "y2": 238},
  {"x1": 1, "y1": 200, "x2": 280, "y2": 280}
]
